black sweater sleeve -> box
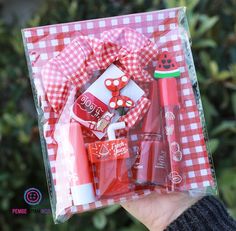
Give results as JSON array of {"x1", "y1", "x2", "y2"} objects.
[{"x1": 165, "y1": 196, "x2": 236, "y2": 231}]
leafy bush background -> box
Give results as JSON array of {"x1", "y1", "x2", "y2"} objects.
[{"x1": 0, "y1": 0, "x2": 236, "y2": 230}]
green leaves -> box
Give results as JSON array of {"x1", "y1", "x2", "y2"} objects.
[
  {"x1": 92, "y1": 212, "x2": 107, "y2": 230},
  {"x1": 164, "y1": 0, "x2": 219, "y2": 47},
  {"x1": 208, "y1": 139, "x2": 219, "y2": 154},
  {"x1": 91, "y1": 205, "x2": 122, "y2": 229},
  {"x1": 103, "y1": 204, "x2": 120, "y2": 215},
  {"x1": 193, "y1": 39, "x2": 216, "y2": 49},
  {"x1": 190, "y1": 15, "x2": 218, "y2": 49},
  {"x1": 0, "y1": 112, "x2": 32, "y2": 144},
  {"x1": 68, "y1": 0, "x2": 78, "y2": 19},
  {"x1": 211, "y1": 121, "x2": 236, "y2": 136},
  {"x1": 201, "y1": 95, "x2": 218, "y2": 128},
  {"x1": 219, "y1": 168, "x2": 236, "y2": 217},
  {"x1": 232, "y1": 92, "x2": 236, "y2": 116},
  {"x1": 165, "y1": 0, "x2": 200, "y2": 10},
  {"x1": 195, "y1": 16, "x2": 218, "y2": 38},
  {"x1": 119, "y1": 223, "x2": 148, "y2": 231}
]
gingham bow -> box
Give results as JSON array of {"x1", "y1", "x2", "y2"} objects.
[
  {"x1": 105, "y1": 75, "x2": 134, "y2": 109},
  {"x1": 42, "y1": 28, "x2": 157, "y2": 113},
  {"x1": 41, "y1": 27, "x2": 157, "y2": 128}
]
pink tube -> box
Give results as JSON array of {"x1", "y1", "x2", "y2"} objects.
[
  {"x1": 69, "y1": 122, "x2": 96, "y2": 205},
  {"x1": 58, "y1": 122, "x2": 96, "y2": 205}
]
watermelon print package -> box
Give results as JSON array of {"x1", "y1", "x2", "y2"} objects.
[{"x1": 22, "y1": 7, "x2": 217, "y2": 224}]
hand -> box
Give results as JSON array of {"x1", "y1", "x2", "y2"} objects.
[{"x1": 121, "y1": 192, "x2": 200, "y2": 231}]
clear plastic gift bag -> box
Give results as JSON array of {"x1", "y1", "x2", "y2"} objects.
[{"x1": 22, "y1": 7, "x2": 217, "y2": 223}]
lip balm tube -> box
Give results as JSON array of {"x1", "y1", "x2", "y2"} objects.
[
  {"x1": 58, "y1": 122, "x2": 96, "y2": 205},
  {"x1": 69, "y1": 122, "x2": 96, "y2": 204}
]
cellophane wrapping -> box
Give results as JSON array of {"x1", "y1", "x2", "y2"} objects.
[{"x1": 22, "y1": 7, "x2": 217, "y2": 224}]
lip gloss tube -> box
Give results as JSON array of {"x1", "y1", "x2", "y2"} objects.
[
  {"x1": 154, "y1": 51, "x2": 183, "y2": 190},
  {"x1": 158, "y1": 78, "x2": 183, "y2": 190},
  {"x1": 151, "y1": 141, "x2": 169, "y2": 186},
  {"x1": 56, "y1": 122, "x2": 96, "y2": 205},
  {"x1": 134, "y1": 81, "x2": 167, "y2": 186}
]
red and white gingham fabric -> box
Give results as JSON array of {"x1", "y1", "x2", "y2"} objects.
[
  {"x1": 41, "y1": 28, "x2": 157, "y2": 113},
  {"x1": 120, "y1": 96, "x2": 151, "y2": 128},
  {"x1": 41, "y1": 27, "x2": 156, "y2": 130},
  {"x1": 22, "y1": 7, "x2": 216, "y2": 221}
]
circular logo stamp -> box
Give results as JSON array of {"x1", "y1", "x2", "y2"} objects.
[{"x1": 24, "y1": 188, "x2": 42, "y2": 206}]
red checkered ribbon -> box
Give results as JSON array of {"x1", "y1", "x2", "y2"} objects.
[
  {"x1": 41, "y1": 27, "x2": 157, "y2": 114},
  {"x1": 120, "y1": 96, "x2": 151, "y2": 128}
]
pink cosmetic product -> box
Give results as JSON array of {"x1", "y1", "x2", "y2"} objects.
[
  {"x1": 56, "y1": 122, "x2": 96, "y2": 205},
  {"x1": 154, "y1": 51, "x2": 183, "y2": 190}
]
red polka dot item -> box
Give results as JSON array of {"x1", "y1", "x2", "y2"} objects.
[{"x1": 105, "y1": 75, "x2": 135, "y2": 109}]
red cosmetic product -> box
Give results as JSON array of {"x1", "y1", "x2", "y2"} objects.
[
  {"x1": 154, "y1": 51, "x2": 183, "y2": 190},
  {"x1": 56, "y1": 122, "x2": 96, "y2": 205},
  {"x1": 88, "y1": 122, "x2": 130, "y2": 198},
  {"x1": 134, "y1": 81, "x2": 168, "y2": 186}
]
